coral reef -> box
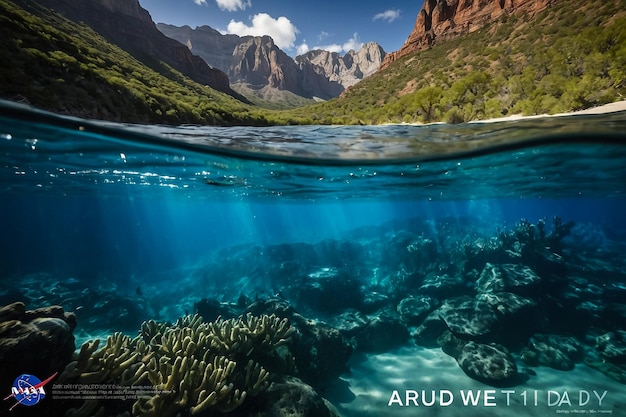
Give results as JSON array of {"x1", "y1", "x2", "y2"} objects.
[
  {"x1": 6, "y1": 215, "x2": 626, "y2": 398},
  {"x1": 463, "y1": 217, "x2": 573, "y2": 275},
  {"x1": 189, "y1": 217, "x2": 622, "y2": 387},
  {"x1": 401, "y1": 217, "x2": 619, "y2": 384},
  {"x1": 1, "y1": 274, "x2": 153, "y2": 335},
  {"x1": 247, "y1": 298, "x2": 353, "y2": 388},
  {"x1": 58, "y1": 313, "x2": 295, "y2": 417}
]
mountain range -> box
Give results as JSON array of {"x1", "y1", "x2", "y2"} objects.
[
  {"x1": 29, "y1": 0, "x2": 240, "y2": 98},
  {"x1": 0, "y1": 0, "x2": 623, "y2": 124},
  {"x1": 17, "y1": 0, "x2": 386, "y2": 107},
  {"x1": 303, "y1": 0, "x2": 624, "y2": 124},
  {"x1": 156, "y1": 24, "x2": 386, "y2": 106}
]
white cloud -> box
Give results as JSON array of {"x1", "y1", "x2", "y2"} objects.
[
  {"x1": 296, "y1": 41, "x2": 310, "y2": 55},
  {"x1": 342, "y1": 32, "x2": 363, "y2": 52},
  {"x1": 315, "y1": 33, "x2": 363, "y2": 54},
  {"x1": 194, "y1": 0, "x2": 207, "y2": 5},
  {"x1": 316, "y1": 43, "x2": 342, "y2": 53},
  {"x1": 373, "y1": 9, "x2": 401, "y2": 23},
  {"x1": 317, "y1": 31, "x2": 330, "y2": 42},
  {"x1": 227, "y1": 13, "x2": 298, "y2": 49},
  {"x1": 215, "y1": 0, "x2": 251, "y2": 11}
]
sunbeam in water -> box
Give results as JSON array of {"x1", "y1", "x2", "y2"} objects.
[{"x1": 1, "y1": 100, "x2": 625, "y2": 417}]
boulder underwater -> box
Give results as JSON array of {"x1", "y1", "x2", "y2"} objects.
[{"x1": 0, "y1": 302, "x2": 76, "y2": 395}]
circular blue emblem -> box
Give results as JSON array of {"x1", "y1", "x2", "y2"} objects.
[{"x1": 12, "y1": 374, "x2": 46, "y2": 406}]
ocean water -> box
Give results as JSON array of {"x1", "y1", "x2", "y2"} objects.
[{"x1": 1, "y1": 99, "x2": 626, "y2": 417}]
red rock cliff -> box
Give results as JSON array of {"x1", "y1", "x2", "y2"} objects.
[{"x1": 381, "y1": 0, "x2": 557, "y2": 69}]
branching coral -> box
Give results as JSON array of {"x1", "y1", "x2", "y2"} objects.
[
  {"x1": 207, "y1": 313, "x2": 294, "y2": 357},
  {"x1": 59, "y1": 313, "x2": 294, "y2": 417},
  {"x1": 59, "y1": 333, "x2": 142, "y2": 385},
  {"x1": 132, "y1": 355, "x2": 243, "y2": 416}
]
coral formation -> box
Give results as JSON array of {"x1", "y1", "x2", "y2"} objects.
[
  {"x1": 247, "y1": 298, "x2": 353, "y2": 388},
  {"x1": 7, "y1": 274, "x2": 152, "y2": 335},
  {"x1": 6, "y1": 215, "x2": 626, "y2": 399},
  {"x1": 58, "y1": 313, "x2": 294, "y2": 416},
  {"x1": 464, "y1": 217, "x2": 573, "y2": 274}
]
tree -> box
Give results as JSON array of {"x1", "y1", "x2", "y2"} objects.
[{"x1": 412, "y1": 86, "x2": 444, "y2": 123}]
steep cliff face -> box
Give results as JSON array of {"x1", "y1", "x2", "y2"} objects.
[
  {"x1": 32, "y1": 0, "x2": 234, "y2": 95},
  {"x1": 381, "y1": 0, "x2": 556, "y2": 69},
  {"x1": 158, "y1": 24, "x2": 242, "y2": 76},
  {"x1": 229, "y1": 37, "x2": 295, "y2": 90},
  {"x1": 158, "y1": 24, "x2": 384, "y2": 101},
  {"x1": 295, "y1": 42, "x2": 386, "y2": 89},
  {"x1": 159, "y1": 25, "x2": 331, "y2": 99}
]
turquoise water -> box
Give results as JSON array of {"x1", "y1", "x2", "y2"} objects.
[
  {"x1": 2, "y1": 101, "x2": 625, "y2": 280},
  {"x1": 1, "y1": 99, "x2": 626, "y2": 416}
]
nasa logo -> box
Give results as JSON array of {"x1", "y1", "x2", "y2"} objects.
[{"x1": 4, "y1": 372, "x2": 57, "y2": 411}]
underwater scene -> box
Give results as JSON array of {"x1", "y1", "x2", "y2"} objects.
[{"x1": 1, "y1": 99, "x2": 626, "y2": 417}]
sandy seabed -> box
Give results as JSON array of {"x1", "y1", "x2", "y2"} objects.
[{"x1": 327, "y1": 346, "x2": 626, "y2": 417}]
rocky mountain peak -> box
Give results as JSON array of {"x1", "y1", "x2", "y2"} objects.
[
  {"x1": 381, "y1": 0, "x2": 557, "y2": 69},
  {"x1": 346, "y1": 42, "x2": 386, "y2": 80},
  {"x1": 231, "y1": 36, "x2": 295, "y2": 88},
  {"x1": 158, "y1": 24, "x2": 385, "y2": 102},
  {"x1": 295, "y1": 42, "x2": 386, "y2": 89}
]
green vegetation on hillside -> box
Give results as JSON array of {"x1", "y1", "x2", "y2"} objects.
[
  {"x1": 0, "y1": 0, "x2": 624, "y2": 125},
  {"x1": 286, "y1": 0, "x2": 626, "y2": 124},
  {"x1": 0, "y1": 0, "x2": 306, "y2": 125},
  {"x1": 231, "y1": 83, "x2": 318, "y2": 110}
]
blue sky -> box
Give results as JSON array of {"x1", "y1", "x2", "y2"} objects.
[{"x1": 139, "y1": 0, "x2": 425, "y2": 56}]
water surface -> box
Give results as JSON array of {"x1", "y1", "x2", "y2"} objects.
[{"x1": 1, "y1": 100, "x2": 625, "y2": 417}]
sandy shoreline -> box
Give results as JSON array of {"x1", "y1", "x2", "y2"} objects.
[
  {"x1": 379, "y1": 100, "x2": 626, "y2": 127},
  {"x1": 570, "y1": 100, "x2": 626, "y2": 115},
  {"x1": 471, "y1": 100, "x2": 626, "y2": 124}
]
